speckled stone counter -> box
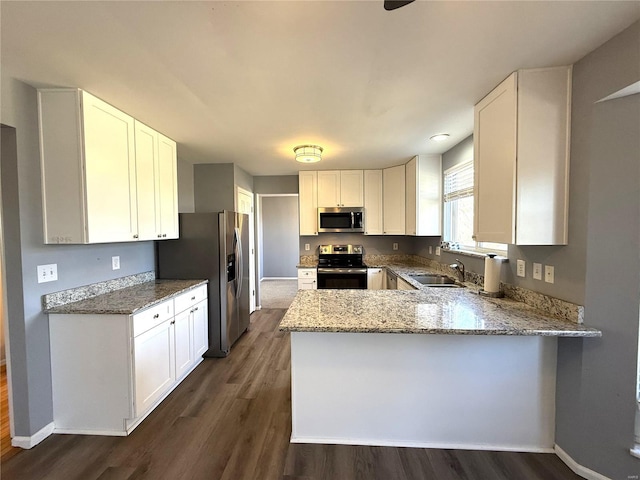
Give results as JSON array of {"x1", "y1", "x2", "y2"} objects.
[{"x1": 45, "y1": 279, "x2": 208, "y2": 315}]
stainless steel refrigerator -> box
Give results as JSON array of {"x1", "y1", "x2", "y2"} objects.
[{"x1": 156, "y1": 211, "x2": 250, "y2": 357}]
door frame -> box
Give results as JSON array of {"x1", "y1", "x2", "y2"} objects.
[{"x1": 235, "y1": 187, "x2": 256, "y2": 314}]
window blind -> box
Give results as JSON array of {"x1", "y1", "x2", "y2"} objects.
[{"x1": 444, "y1": 161, "x2": 474, "y2": 202}]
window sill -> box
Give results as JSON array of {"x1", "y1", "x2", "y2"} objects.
[
  {"x1": 631, "y1": 446, "x2": 640, "y2": 460},
  {"x1": 442, "y1": 248, "x2": 509, "y2": 262}
]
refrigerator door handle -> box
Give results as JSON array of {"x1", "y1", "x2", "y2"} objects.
[{"x1": 234, "y1": 227, "x2": 243, "y2": 298}]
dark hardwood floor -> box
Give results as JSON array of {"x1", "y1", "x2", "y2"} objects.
[{"x1": 1, "y1": 309, "x2": 581, "y2": 480}]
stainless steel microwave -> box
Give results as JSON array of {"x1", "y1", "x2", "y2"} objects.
[{"x1": 318, "y1": 207, "x2": 364, "y2": 233}]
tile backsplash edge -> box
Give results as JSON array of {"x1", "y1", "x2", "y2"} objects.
[{"x1": 42, "y1": 271, "x2": 156, "y2": 310}]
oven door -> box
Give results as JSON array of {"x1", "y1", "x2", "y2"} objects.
[{"x1": 317, "y1": 268, "x2": 368, "y2": 289}]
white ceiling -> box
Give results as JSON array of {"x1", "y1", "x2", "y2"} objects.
[{"x1": 2, "y1": 1, "x2": 639, "y2": 175}]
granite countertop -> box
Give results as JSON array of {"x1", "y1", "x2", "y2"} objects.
[
  {"x1": 45, "y1": 279, "x2": 208, "y2": 315},
  {"x1": 280, "y1": 263, "x2": 601, "y2": 337}
]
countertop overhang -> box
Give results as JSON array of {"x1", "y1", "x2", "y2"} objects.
[
  {"x1": 44, "y1": 279, "x2": 208, "y2": 315},
  {"x1": 280, "y1": 265, "x2": 601, "y2": 337}
]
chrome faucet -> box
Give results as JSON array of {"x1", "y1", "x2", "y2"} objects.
[{"x1": 450, "y1": 259, "x2": 465, "y2": 282}]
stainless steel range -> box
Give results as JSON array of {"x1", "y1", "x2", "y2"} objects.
[{"x1": 317, "y1": 244, "x2": 367, "y2": 289}]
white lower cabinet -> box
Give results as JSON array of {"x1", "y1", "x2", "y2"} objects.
[
  {"x1": 298, "y1": 268, "x2": 317, "y2": 290},
  {"x1": 367, "y1": 268, "x2": 386, "y2": 290},
  {"x1": 397, "y1": 277, "x2": 416, "y2": 290},
  {"x1": 49, "y1": 284, "x2": 208, "y2": 436},
  {"x1": 134, "y1": 318, "x2": 176, "y2": 417}
]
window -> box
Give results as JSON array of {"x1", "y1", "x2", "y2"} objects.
[{"x1": 443, "y1": 160, "x2": 507, "y2": 253}]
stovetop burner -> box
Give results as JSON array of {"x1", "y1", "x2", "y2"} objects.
[{"x1": 318, "y1": 244, "x2": 365, "y2": 268}]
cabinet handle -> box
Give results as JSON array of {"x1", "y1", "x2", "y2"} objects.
[
  {"x1": 153, "y1": 313, "x2": 160, "y2": 319},
  {"x1": 191, "y1": 296, "x2": 196, "y2": 300},
  {"x1": 170, "y1": 320, "x2": 175, "y2": 325},
  {"x1": 163, "y1": 234, "x2": 167, "y2": 238},
  {"x1": 194, "y1": 307, "x2": 198, "y2": 311},
  {"x1": 157, "y1": 234, "x2": 162, "y2": 238},
  {"x1": 133, "y1": 234, "x2": 139, "y2": 239}
]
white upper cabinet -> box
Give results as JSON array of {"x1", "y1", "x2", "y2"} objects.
[
  {"x1": 383, "y1": 164, "x2": 405, "y2": 235},
  {"x1": 405, "y1": 155, "x2": 442, "y2": 236},
  {"x1": 363, "y1": 170, "x2": 383, "y2": 235},
  {"x1": 317, "y1": 170, "x2": 363, "y2": 207},
  {"x1": 38, "y1": 88, "x2": 178, "y2": 244},
  {"x1": 156, "y1": 132, "x2": 179, "y2": 239},
  {"x1": 298, "y1": 171, "x2": 318, "y2": 235},
  {"x1": 474, "y1": 66, "x2": 571, "y2": 245}
]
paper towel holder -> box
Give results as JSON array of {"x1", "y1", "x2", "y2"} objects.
[{"x1": 480, "y1": 252, "x2": 504, "y2": 298}]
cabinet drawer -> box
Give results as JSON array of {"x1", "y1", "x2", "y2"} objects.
[
  {"x1": 174, "y1": 284, "x2": 208, "y2": 314},
  {"x1": 298, "y1": 268, "x2": 317, "y2": 279},
  {"x1": 133, "y1": 300, "x2": 174, "y2": 338}
]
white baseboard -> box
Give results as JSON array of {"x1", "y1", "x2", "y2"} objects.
[
  {"x1": 261, "y1": 277, "x2": 297, "y2": 281},
  {"x1": 555, "y1": 444, "x2": 612, "y2": 480},
  {"x1": 291, "y1": 435, "x2": 554, "y2": 453},
  {"x1": 12, "y1": 422, "x2": 55, "y2": 449}
]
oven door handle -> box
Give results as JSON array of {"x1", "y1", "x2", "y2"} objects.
[{"x1": 318, "y1": 267, "x2": 368, "y2": 274}]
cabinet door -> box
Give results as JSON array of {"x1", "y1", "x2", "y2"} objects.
[
  {"x1": 317, "y1": 171, "x2": 341, "y2": 207},
  {"x1": 192, "y1": 300, "x2": 208, "y2": 358},
  {"x1": 133, "y1": 319, "x2": 176, "y2": 417},
  {"x1": 397, "y1": 278, "x2": 416, "y2": 290},
  {"x1": 135, "y1": 121, "x2": 160, "y2": 241},
  {"x1": 174, "y1": 309, "x2": 193, "y2": 380},
  {"x1": 298, "y1": 278, "x2": 317, "y2": 290},
  {"x1": 367, "y1": 268, "x2": 385, "y2": 290},
  {"x1": 383, "y1": 165, "x2": 405, "y2": 235},
  {"x1": 405, "y1": 158, "x2": 417, "y2": 236},
  {"x1": 363, "y1": 170, "x2": 383, "y2": 235},
  {"x1": 299, "y1": 171, "x2": 318, "y2": 235},
  {"x1": 415, "y1": 155, "x2": 442, "y2": 236},
  {"x1": 340, "y1": 170, "x2": 364, "y2": 207},
  {"x1": 82, "y1": 91, "x2": 138, "y2": 243},
  {"x1": 157, "y1": 134, "x2": 179, "y2": 239},
  {"x1": 474, "y1": 73, "x2": 517, "y2": 244}
]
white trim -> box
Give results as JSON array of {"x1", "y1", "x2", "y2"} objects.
[
  {"x1": 554, "y1": 444, "x2": 612, "y2": 480},
  {"x1": 12, "y1": 422, "x2": 55, "y2": 449},
  {"x1": 630, "y1": 446, "x2": 640, "y2": 460},
  {"x1": 260, "y1": 277, "x2": 297, "y2": 281},
  {"x1": 291, "y1": 435, "x2": 554, "y2": 453}
]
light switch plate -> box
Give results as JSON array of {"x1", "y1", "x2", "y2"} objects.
[
  {"x1": 37, "y1": 264, "x2": 58, "y2": 283},
  {"x1": 428, "y1": 246, "x2": 433, "y2": 254},
  {"x1": 533, "y1": 263, "x2": 542, "y2": 280},
  {"x1": 392, "y1": 243, "x2": 398, "y2": 251},
  {"x1": 112, "y1": 256, "x2": 120, "y2": 270},
  {"x1": 545, "y1": 265, "x2": 555, "y2": 283},
  {"x1": 304, "y1": 243, "x2": 310, "y2": 251},
  {"x1": 435, "y1": 247, "x2": 441, "y2": 256},
  {"x1": 516, "y1": 259, "x2": 526, "y2": 277}
]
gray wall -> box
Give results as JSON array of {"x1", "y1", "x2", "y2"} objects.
[
  {"x1": 194, "y1": 163, "x2": 235, "y2": 212},
  {"x1": 0, "y1": 75, "x2": 155, "y2": 437},
  {"x1": 261, "y1": 197, "x2": 299, "y2": 278},
  {"x1": 254, "y1": 175, "x2": 299, "y2": 195},
  {"x1": 300, "y1": 233, "x2": 411, "y2": 256},
  {"x1": 555, "y1": 21, "x2": 640, "y2": 480},
  {"x1": 176, "y1": 159, "x2": 195, "y2": 213},
  {"x1": 234, "y1": 164, "x2": 254, "y2": 195}
]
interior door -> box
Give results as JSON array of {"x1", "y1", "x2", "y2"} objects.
[{"x1": 236, "y1": 187, "x2": 256, "y2": 313}]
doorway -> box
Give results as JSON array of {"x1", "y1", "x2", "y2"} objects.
[{"x1": 256, "y1": 194, "x2": 299, "y2": 309}]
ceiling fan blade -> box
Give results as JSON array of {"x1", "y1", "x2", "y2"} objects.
[{"x1": 384, "y1": 0, "x2": 415, "y2": 11}]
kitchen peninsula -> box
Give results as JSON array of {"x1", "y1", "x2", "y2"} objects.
[{"x1": 280, "y1": 264, "x2": 600, "y2": 453}]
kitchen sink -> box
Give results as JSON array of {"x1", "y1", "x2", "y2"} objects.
[{"x1": 408, "y1": 274, "x2": 462, "y2": 287}]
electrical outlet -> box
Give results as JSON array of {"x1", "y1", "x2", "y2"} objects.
[
  {"x1": 112, "y1": 256, "x2": 120, "y2": 270},
  {"x1": 428, "y1": 246, "x2": 433, "y2": 254},
  {"x1": 37, "y1": 263, "x2": 58, "y2": 283},
  {"x1": 545, "y1": 265, "x2": 555, "y2": 283},
  {"x1": 516, "y1": 259, "x2": 526, "y2": 277},
  {"x1": 533, "y1": 263, "x2": 542, "y2": 280},
  {"x1": 435, "y1": 246, "x2": 441, "y2": 256},
  {"x1": 304, "y1": 243, "x2": 310, "y2": 251},
  {"x1": 392, "y1": 243, "x2": 398, "y2": 251}
]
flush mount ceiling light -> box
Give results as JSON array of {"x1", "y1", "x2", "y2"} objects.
[
  {"x1": 294, "y1": 145, "x2": 323, "y2": 163},
  {"x1": 430, "y1": 134, "x2": 450, "y2": 142}
]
